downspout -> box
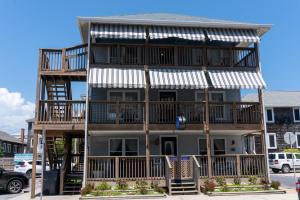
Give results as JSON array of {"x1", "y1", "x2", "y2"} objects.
[{"x1": 83, "y1": 21, "x2": 91, "y2": 187}]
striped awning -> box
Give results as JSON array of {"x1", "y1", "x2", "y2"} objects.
[
  {"x1": 149, "y1": 26, "x2": 206, "y2": 41},
  {"x1": 149, "y1": 69, "x2": 208, "y2": 89},
  {"x1": 89, "y1": 68, "x2": 145, "y2": 88},
  {"x1": 206, "y1": 28, "x2": 260, "y2": 43},
  {"x1": 208, "y1": 70, "x2": 266, "y2": 89},
  {"x1": 90, "y1": 24, "x2": 146, "y2": 39}
]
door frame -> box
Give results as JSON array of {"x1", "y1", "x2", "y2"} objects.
[{"x1": 159, "y1": 135, "x2": 178, "y2": 156}]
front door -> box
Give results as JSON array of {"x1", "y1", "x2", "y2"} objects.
[
  {"x1": 161, "y1": 137, "x2": 177, "y2": 156},
  {"x1": 159, "y1": 92, "x2": 176, "y2": 123}
]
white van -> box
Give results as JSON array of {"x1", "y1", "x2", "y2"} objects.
[{"x1": 269, "y1": 152, "x2": 300, "y2": 173}]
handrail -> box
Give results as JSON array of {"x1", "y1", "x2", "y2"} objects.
[
  {"x1": 165, "y1": 156, "x2": 172, "y2": 169},
  {"x1": 192, "y1": 155, "x2": 200, "y2": 168}
]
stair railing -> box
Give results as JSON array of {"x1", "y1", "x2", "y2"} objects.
[
  {"x1": 192, "y1": 155, "x2": 200, "y2": 192},
  {"x1": 165, "y1": 156, "x2": 172, "y2": 195}
]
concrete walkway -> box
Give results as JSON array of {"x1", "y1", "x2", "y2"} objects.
[{"x1": 8, "y1": 189, "x2": 299, "y2": 200}]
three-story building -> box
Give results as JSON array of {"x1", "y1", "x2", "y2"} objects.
[{"x1": 31, "y1": 13, "x2": 271, "y2": 197}]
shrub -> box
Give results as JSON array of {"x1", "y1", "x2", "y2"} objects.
[
  {"x1": 270, "y1": 181, "x2": 281, "y2": 190},
  {"x1": 215, "y1": 176, "x2": 226, "y2": 186},
  {"x1": 136, "y1": 180, "x2": 148, "y2": 195},
  {"x1": 116, "y1": 180, "x2": 128, "y2": 190},
  {"x1": 202, "y1": 178, "x2": 216, "y2": 194},
  {"x1": 80, "y1": 183, "x2": 94, "y2": 196},
  {"x1": 139, "y1": 187, "x2": 148, "y2": 195},
  {"x1": 151, "y1": 181, "x2": 166, "y2": 194},
  {"x1": 260, "y1": 177, "x2": 269, "y2": 190},
  {"x1": 283, "y1": 148, "x2": 299, "y2": 153},
  {"x1": 233, "y1": 177, "x2": 241, "y2": 185},
  {"x1": 248, "y1": 176, "x2": 257, "y2": 185},
  {"x1": 96, "y1": 182, "x2": 111, "y2": 191}
]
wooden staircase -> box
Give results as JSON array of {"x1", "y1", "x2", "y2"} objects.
[
  {"x1": 46, "y1": 137, "x2": 64, "y2": 170},
  {"x1": 46, "y1": 79, "x2": 71, "y2": 100},
  {"x1": 63, "y1": 172, "x2": 83, "y2": 194},
  {"x1": 169, "y1": 180, "x2": 198, "y2": 195}
]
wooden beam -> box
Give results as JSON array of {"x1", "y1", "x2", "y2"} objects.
[
  {"x1": 204, "y1": 88, "x2": 212, "y2": 178},
  {"x1": 30, "y1": 131, "x2": 39, "y2": 198}
]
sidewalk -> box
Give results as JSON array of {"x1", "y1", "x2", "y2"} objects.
[{"x1": 9, "y1": 189, "x2": 299, "y2": 200}]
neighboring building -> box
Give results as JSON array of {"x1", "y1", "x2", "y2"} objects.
[
  {"x1": 25, "y1": 118, "x2": 42, "y2": 156},
  {"x1": 0, "y1": 131, "x2": 25, "y2": 157},
  {"x1": 244, "y1": 91, "x2": 300, "y2": 152},
  {"x1": 32, "y1": 13, "x2": 271, "y2": 196}
]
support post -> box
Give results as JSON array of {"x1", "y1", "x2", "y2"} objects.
[
  {"x1": 204, "y1": 88, "x2": 212, "y2": 178},
  {"x1": 31, "y1": 131, "x2": 39, "y2": 198}
]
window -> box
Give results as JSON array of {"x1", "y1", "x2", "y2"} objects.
[
  {"x1": 293, "y1": 108, "x2": 300, "y2": 122},
  {"x1": 213, "y1": 139, "x2": 225, "y2": 155},
  {"x1": 265, "y1": 108, "x2": 274, "y2": 123},
  {"x1": 286, "y1": 154, "x2": 293, "y2": 159},
  {"x1": 7, "y1": 144, "x2": 11, "y2": 153},
  {"x1": 268, "y1": 154, "x2": 275, "y2": 159},
  {"x1": 297, "y1": 133, "x2": 300, "y2": 148},
  {"x1": 2, "y1": 143, "x2": 6, "y2": 152},
  {"x1": 267, "y1": 133, "x2": 277, "y2": 149},
  {"x1": 13, "y1": 145, "x2": 17, "y2": 153},
  {"x1": 109, "y1": 138, "x2": 138, "y2": 156},
  {"x1": 278, "y1": 154, "x2": 285, "y2": 159},
  {"x1": 198, "y1": 139, "x2": 207, "y2": 155},
  {"x1": 295, "y1": 154, "x2": 300, "y2": 159}
]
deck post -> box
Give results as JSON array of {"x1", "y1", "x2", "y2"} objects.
[
  {"x1": 31, "y1": 130, "x2": 39, "y2": 198},
  {"x1": 144, "y1": 28, "x2": 150, "y2": 179},
  {"x1": 236, "y1": 154, "x2": 241, "y2": 177},
  {"x1": 204, "y1": 88, "x2": 212, "y2": 178}
]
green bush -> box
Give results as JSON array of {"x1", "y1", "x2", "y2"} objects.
[
  {"x1": 215, "y1": 176, "x2": 226, "y2": 186},
  {"x1": 270, "y1": 181, "x2": 281, "y2": 190},
  {"x1": 248, "y1": 176, "x2": 257, "y2": 185},
  {"x1": 233, "y1": 177, "x2": 241, "y2": 185},
  {"x1": 96, "y1": 182, "x2": 111, "y2": 191},
  {"x1": 80, "y1": 183, "x2": 94, "y2": 196},
  {"x1": 283, "y1": 148, "x2": 299, "y2": 153},
  {"x1": 202, "y1": 178, "x2": 216, "y2": 193},
  {"x1": 116, "y1": 180, "x2": 128, "y2": 190}
]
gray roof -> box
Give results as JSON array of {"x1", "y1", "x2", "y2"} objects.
[
  {"x1": 77, "y1": 13, "x2": 271, "y2": 43},
  {"x1": 26, "y1": 118, "x2": 35, "y2": 123},
  {"x1": 0, "y1": 131, "x2": 23, "y2": 144},
  {"x1": 243, "y1": 91, "x2": 300, "y2": 107}
]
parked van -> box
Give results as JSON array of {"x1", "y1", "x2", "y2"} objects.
[{"x1": 269, "y1": 152, "x2": 300, "y2": 173}]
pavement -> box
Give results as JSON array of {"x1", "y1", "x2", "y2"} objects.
[{"x1": 270, "y1": 171, "x2": 300, "y2": 189}]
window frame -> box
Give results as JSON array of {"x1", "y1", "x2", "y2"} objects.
[
  {"x1": 293, "y1": 107, "x2": 300, "y2": 123},
  {"x1": 212, "y1": 138, "x2": 226, "y2": 155},
  {"x1": 2, "y1": 143, "x2": 6, "y2": 152},
  {"x1": 296, "y1": 132, "x2": 300, "y2": 148},
  {"x1": 108, "y1": 138, "x2": 139, "y2": 156},
  {"x1": 267, "y1": 133, "x2": 277, "y2": 149},
  {"x1": 198, "y1": 138, "x2": 207, "y2": 155},
  {"x1": 265, "y1": 108, "x2": 275, "y2": 123},
  {"x1": 7, "y1": 144, "x2": 11, "y2": 153}
]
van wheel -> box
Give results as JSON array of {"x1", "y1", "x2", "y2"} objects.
[
  {"x1": 282, "y1": 165, "x2": 290, "y2": 173},
  {"x1": 272, "y1": 169, "x2": 280, "y2": 173},
  {"x1": 26, "y1": 170, "x2": 32, "y2": 177}
]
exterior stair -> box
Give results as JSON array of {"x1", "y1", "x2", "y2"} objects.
[
  {"x1": 169, "y1": 180, "x2": 198, "y2": 195},
  {"x1": 63, "y1": 172, "x2": 83, "y2": 194},
  {"x1": 46, "y1": 137, "x2": 64, "y2": 169},
  {"x1": 45, "y1": 79, "x2": 71, "y2": 100}
]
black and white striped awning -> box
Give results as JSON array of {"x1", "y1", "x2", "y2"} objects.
[
  {"x1": 206, "y1": 28, "x2": 260, "y2": 43},
  {"x1": 89, "y1": 68, "x2": 145, "y2": 88},
  {"x1": 90, "y1": 24, "x2": 146, "y2": 40},
  {"x1": 149, "y1": 69, "x2": 208, "y2": 89},
  {"x1": 149, "y1": 26, "x2": 206, "y2": 41},
  {"x1": 208, "y1": 70, "x2": 266, "y2": 89}
]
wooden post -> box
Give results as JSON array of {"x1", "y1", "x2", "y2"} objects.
[
  {"x1": 233, "y1": 102, "x2": 237, "y2": 124},
  {"x1": 236, "y1": 154, "x2": 241, "y2": 177},
  {"x1": 62, "y1": 48, "x2": 67, "y2": 72},
  {"x1": 144, "y1": 27, "x2": 150, "y2": 179},
  {"x1": 30, "y1": 131, "x2": 39, "y2": 198},
  {"x1": 115, "y1": 157, "x2": 119, "y2": 179},
  {"x1": 204, "y1": 88, "x2": 212, "y2": 178}
]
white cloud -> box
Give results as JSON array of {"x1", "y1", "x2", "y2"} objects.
[{"x1": 0, "y1": 88, "x2": 35, "y2": 134}]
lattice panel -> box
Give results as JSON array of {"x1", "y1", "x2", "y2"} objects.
[{"x1": 180, "y1": 158, "x2": 193, "y2": 179}]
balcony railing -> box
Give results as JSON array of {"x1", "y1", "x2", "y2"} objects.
[
  {"x1": 40, "y1": 44, "x2": 88, "y2": 71},
  {"x1": 86, "y1": 154, "x2": 266, "y2": 181},
  {"x1": 91, "y1": 44, "x2": 257, "y2": 68},
  {"x1": 37, "y1": 100, "x2": 260, "y2": 126}
]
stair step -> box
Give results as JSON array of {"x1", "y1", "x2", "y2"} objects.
[
  {"x1": 171, "y1": 190, "x2": 198, "y2": 194},
  {"x1": 171, "y1": 186, "x2": 196, "y2": 190},
  {"x1": 171, "y1": 182, "x2": 195, "y2": 186},
  {"x1": 64, "y1": 185, "x2": 82, "y2": 189}
]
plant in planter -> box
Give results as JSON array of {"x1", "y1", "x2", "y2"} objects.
[
  {"x1": 116, "y1": 180, "x2": 128, "y2": 190},
  {"x1": 248, "y1": 176, "x2": 258, "y2": 185},
  {"x1": 270, "y1": 181, "x2": 281, "y2": 190},
  {"x1": 233, "y1": 177, "x2": 241, "y2": 185},
  {"x1": 202, "y1": 178, "x2": 216, "y2": 194},
  {"x1": 80, "y1": 183, "x2": 94, "y2": 196},
  {"x1": 96, "y1": 181, "x2": 112, "y2": 191}
]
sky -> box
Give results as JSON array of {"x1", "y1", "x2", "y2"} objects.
[{"x1": 0, "y1": 0, "x2": 299, "y2": 134}]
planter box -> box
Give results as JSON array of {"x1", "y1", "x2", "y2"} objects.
[
  {"x1": 207, "y1": 190, "x2": 286, "y2": 196},
  {"x1": 80, "y1": 194, "x2": 166, "y2": 199}
]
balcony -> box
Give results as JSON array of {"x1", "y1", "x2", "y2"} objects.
[{"x1": 91, "y1": 44, "x2": 257, "y2": 69}]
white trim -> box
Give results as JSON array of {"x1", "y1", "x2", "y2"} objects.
[
  {"x1": 265, "y1": 107, "x2": 275, "y2": 123},
  {"x1": 108, "y1": 137, "x2": 139, "y2": 156},
  {"x1": 296, "y1": 132, "x2": 300, "y2": 148},
  {"x1": 159, "y1": 135, "x2": 178, "y2": 156},
  {"x1": 267, "y1": 133, "x2": 277, "y2": 149},
  {"x1": 293, "y1": 107, "x2": 300, "y2": 123}
]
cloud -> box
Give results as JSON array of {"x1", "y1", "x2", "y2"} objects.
[{"x1": 0, "y1": 88, "x2": 35, "y2": 134}]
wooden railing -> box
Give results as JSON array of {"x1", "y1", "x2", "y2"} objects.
[
  {"x1": 195, "y1": 155, "x2": 208, "y2": 177},
  {"x1": 89, "y1": 101, "x2": 144, "y2": 124},
  {"x1": 70, "y1": 154, "x2": 84, "y2": 173},
  {"x1": 91, "y1": 44, "x2": 257, "y2": 68},
  {"x1": 40, "y1": 44, "x2": 88, "y2": 71},
  {"x1": 240, "y1": 154, "x2": 266, "y2": 177},
  {"x1": 209, "y1": 102, "x2": 260, "y2": 124},
  {"x1": 38, "y1": 100, "x2": 85, "y2": 123}
]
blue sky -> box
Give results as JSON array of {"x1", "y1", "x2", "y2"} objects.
[{"x1": 0, "y1": 0, "x2": 299, "y2": 133}]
